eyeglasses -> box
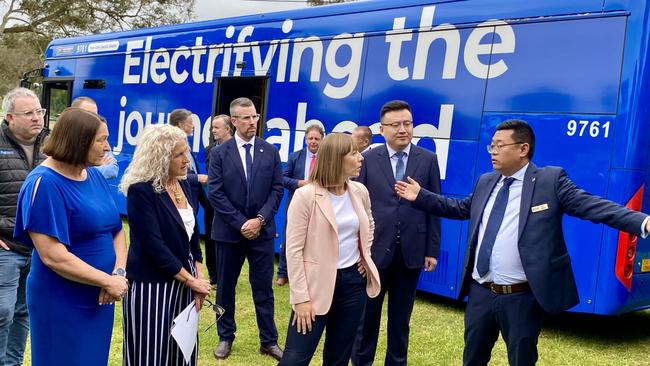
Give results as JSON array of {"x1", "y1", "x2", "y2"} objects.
[
  {"x1": 203, "y1": 298, "x2": 226, "y2": 332},
  {"x1": 381, "y1": 120, "x2": 413, "y2": 129},
  {"x1": 10, "y1": 108, "x2": 46, "y2": 119},
  {"x1": 486, "y1": 142, "x2": 524, "y2": 154},
  {"x1": 232, "y1": 114, "x2": 260, "y2": 122}
]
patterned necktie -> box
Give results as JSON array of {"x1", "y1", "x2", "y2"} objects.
[
  {"x1": 476, "y1": 177, "x2": 515, "y2": 277},
  {"x1": 394, "y1": 151, "x2": 406, "y2": 181},
  {"x1": 308, "y1": 153, "x2": 316, "y2": 175}
]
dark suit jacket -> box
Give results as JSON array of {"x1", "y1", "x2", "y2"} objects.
[
  {"x1": 283, "y1": 149, "x2": 308, "y2": 204},
  {"x1": 187, "y1": 152, "x2": 208, "y2": 215},
  {"x1": 357, "y1": 144, "x2": 441, "y2": 269},
  {"x1": 208, "y1": 136, "x2": 284, "y2": 243},
  {"x1": 413, "y1": 163, "x2": 647, "y2": 313},
  {"x1": 125, "y1": 180, "x2": 202, "y2": 282}
]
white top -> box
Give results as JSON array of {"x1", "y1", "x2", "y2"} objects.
[
  {"x1": 328, "y1": 190, "x2": 361, "y2": 269},
  {"x1": 177, "y1": 205, "x2": 195, "y2": 241},
  {"x1": 303, "y1": 150, "x2": 316, "y2": 180},
  {"x1": 234, "y1": 133, "x2": 255, "y2": 180},
  {"x1": 473, "y1": 164, "x2": 527, "y2": 285},
  {"x1": 385, "y1": 143, "x2": 412, "y2": 178}
]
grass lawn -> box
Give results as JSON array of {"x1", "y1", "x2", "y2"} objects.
[{"x1": 23, "y1": 239, "x2": 650, "y2": 366}]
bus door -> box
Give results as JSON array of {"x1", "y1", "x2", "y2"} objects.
[
  {"x1": 42, "y1": 78, "x2": 73, "y2": 129},
  {"x1": 213, "y1": 76, "x2": 269, "y2": 137}
]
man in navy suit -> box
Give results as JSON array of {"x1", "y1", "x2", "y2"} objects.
[
  {"x1": 276, "y1": 124, "x2": 324, "y2": 286},
  {"x1": 208, "y1": 97, "x2": 284, "y2": 361},
  {"x1": 352, "y1": 100, "x2": 441, "y2": 366},
  {"x1": 395, "y1": 119, "x2": 650, "y2": 366},
  {"x1": 169, "y1": 108, "x2": 208, "y2": 211}
]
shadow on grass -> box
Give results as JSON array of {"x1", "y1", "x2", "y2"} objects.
[
  {"x1": 543, "y1": 310, "x2": 650, "y2": 343},
  {"x1": 416, "y1": 289, "x2": 650, "y2": 345},
  {"x1": 416, "y1": 291, "x2": 466, "y2": 313}
]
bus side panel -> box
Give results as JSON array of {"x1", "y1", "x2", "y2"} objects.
[
  {"x1": 481, "y1": 16, "x2": 627, "y2": 313},
  {"x1": 484, "y1": 17, "x2": 626, "y2": 115},
  {"x1": 595, "y1": 169, "x2": 649, "y2": 314}
]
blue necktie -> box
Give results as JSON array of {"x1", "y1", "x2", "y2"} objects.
[
  {"x1": 476, "y1": 177, "x2": 515, "y2": 277},
  {"x1": 394, "y1": 152, "x2": 406, "y2": 181},
  {"x1": 244, "y1": 143, "x2": 253, "y2": 207}
]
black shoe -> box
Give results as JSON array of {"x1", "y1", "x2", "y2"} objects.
[
  {"x1": 214, "y1": 341, "x2": 232, "y2": 359},
  {"x1": 259, "y1": 344, "x2": 283, "y2": 361}
]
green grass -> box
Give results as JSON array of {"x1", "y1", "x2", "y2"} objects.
[{"x1": 22, "y1": 238, "x2": 650, "y2": 365}]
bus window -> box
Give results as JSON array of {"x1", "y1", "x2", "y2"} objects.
[
  {"x1": 42, "y1": 80, "x2": 72, "y2": 129},
  {"x1": 214, "y1": 76, "x2": 268, "y2": 137}
]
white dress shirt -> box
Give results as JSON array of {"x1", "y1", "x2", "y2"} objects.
[
  {"x1": 385, "y1": 143, "x2": 412, "y2": 178},
  {"x1": 234, "y1": 133, "x2": 255, "y2": 180},
  {"x1": 473, "y1": 164, "x2": 528, "y2": 285},
  {"x1": 303, "y1": 150, "x2": 317, "y2": 180}
]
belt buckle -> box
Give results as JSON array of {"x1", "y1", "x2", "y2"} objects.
[{"x1": 490, "y1": 283, "x2": 512, "y2": 294}]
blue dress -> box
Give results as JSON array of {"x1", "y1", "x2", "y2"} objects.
[{"x1": 14, "y1": 166, "x2": 122, "y2": 366}]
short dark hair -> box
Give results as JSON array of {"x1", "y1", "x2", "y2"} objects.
[
  {"x1": 43, "y1": 107, "x2": 102, "y2": 165},
  {"x1": 496, "y1": 119, "x2": 535, "y2": 159},
  {"x1": 354, "y1": 125, "x2": 372, "y2": 140},
  {"x1": 380, "y1": 100, "x2": 411, "y2": 120},
  {"x1": 169, "y1": 109, "x2": 192, "y2": 127}
]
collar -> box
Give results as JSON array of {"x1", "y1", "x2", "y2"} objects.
[
  {"x1": 386, "y1": 143, "x2": 411, "y2": 158},
  {"x1": 501, "y1": 163, "x2": 529, "y2": 182},
  {"x1": 234, "y1": 133, "x2": 254, "y2": 149},
  {"x1": 306, "y1": 149, "x2": 316, "y2": 158}
]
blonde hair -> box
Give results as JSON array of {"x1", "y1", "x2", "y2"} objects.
[
  {"x1": 309, "y1": 133, "x2": 358, "y2": 188},
  {"x1": 119, "y1": 124, "x2": 187, "y2": 195}
]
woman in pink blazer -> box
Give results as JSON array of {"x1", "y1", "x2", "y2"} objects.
[{"x1": 279, "y1": 133, "x2": 381, "y2": 366}]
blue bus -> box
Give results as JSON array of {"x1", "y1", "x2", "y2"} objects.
[{"x1": 30, "y1": 0, "x2": 650, "y2": 315}]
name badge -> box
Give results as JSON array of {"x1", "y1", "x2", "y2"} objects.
[{"x1": 531, "y1": 203, "x2": 549, "y2": 213}]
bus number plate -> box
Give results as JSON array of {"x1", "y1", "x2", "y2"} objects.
[{"x1": 642, "y1": 259, "x2": 650, "y2": 272}]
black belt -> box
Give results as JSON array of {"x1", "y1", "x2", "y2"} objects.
[{"x1": 481, "y1": 281, "x2": 529, "y2": 294}]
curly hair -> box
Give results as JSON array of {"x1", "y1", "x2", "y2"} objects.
[{"x1": 119, "y1": 124, "x2": 188, "y2": 195}]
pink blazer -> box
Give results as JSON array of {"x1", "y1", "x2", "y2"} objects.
[{"x1": 286, "y1": 181, "x2": 381, "y2": 315}]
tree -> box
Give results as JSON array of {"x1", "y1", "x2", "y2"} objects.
[
  {"x1": 0, "y1": 0, "x2": 195, "y2": 96},
  {"x1": 1, "y1": 0, "x2": 195, "y2": 38}
]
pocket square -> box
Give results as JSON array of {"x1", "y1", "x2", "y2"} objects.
[{"x1": 531, "y1": 203, "x2": 549, "y2": 213}]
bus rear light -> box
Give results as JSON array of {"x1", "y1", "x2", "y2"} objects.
[{"x1": 615, "y1": 185, "x2": 644, "y2": 291}]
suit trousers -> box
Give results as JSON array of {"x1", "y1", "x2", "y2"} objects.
[
  {"x1": 203, "y1": 202, "x2": 217, "y2": 284},
  {"x1": 215, "y1": 238, "x2": 278, "y2": 347},
  {"x1": 280, "y1": 265, "x2": 367, "y2": 366},
  {"x1": 352, "y1": 243, "x2": 421, "y2": 366},
  {"x1": 463, "y1": 281, "x2": 544, "y2": 366}
]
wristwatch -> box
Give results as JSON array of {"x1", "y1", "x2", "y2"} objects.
[
  {"x1": 256, "y1": 214, "x2": 266, "y2": 226},
  {"x1": 112, "y1": 268, "x2": 127, "y2": 277}
]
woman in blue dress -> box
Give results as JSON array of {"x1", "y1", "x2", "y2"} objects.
[{"x1": 14, "y1": 107, "x2": 128, "y2": 366}]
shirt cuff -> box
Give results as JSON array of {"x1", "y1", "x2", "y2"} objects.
[{"x1": 640, "y1": 216, "x2": 650, "y2": 239}]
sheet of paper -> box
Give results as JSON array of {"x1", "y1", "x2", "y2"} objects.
[{"x1": 171, "y1": 300, "x2": 199, "y2": 364}]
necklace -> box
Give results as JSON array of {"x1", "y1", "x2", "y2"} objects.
[{"x1": 167, "y1": 182, "x2": 183, "y2": 204}]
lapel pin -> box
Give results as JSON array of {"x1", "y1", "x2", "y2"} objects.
[
  {"x1": 259, "y1": 148, "x2": 264, "y2": 153},
  {"x1": 532, "y1": 177, "x2": 536, "y2": 182}
]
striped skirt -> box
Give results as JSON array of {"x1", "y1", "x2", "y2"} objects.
[{"x1": 122, "y1": 279, "x2": 198, "y2": 366}]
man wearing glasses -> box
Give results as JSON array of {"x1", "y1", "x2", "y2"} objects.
[
  {"x1": 208, "y1": 97, "x2": 284, "y2": 361},
  {"x1": 395, "y1": 119, "x2": 650, "y2": 365},
  {"x1": 352, "y1": 100, "x2": 441, "y2": 366},
  {"x1": 0, "y1": 87, "x2": 47, "y2": 365}
]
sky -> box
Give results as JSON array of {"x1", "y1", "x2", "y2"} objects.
[{"x1": 193, "y1": 0, "x2": 309, "y2": 21}]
